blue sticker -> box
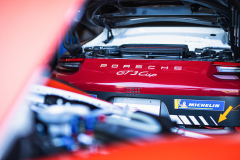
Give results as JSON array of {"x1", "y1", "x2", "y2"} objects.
[
  {"x1": 90, "y1": 94, "x2": 97, "y2": 98},
  {"x1": 174, "y1": 99, "x2": 225, "y2": 111}
]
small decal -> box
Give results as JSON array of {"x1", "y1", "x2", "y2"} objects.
[
  {"x1": 90, "y1": 94, "x2": 97, "y2": 98},
  {"x1": 170, "y1": 115, "x2": 218, "y2": 126},
  {"x1": 174, "y1": 99, "x2": 225, "y2": 111},
  {"x1": 218, "y1": 106, "x2": 233, "y2": 123},
  {"x1": 231, "y1": 104, "x2": 240, "y2": 111},
  {"x1": 210, "y1": 116, "x2": 218, "y2": 126}
]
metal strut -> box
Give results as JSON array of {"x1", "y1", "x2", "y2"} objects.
[
  {"x1": 94, "y1": 15, "x2": 114, "y2": 44},
  {"x1": 228, "y1": 0, "x2": 240, "y2": 60},
  {"x1": 102, "y1": 19, "x2": 114, "y2": 44},
  {"x1": 218, "y1": 17, "x2": 229, "y2": 32}
]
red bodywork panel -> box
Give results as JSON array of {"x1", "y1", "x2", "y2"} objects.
[
  {"x1": 0, "y1": 0, "x2": 86, "y2": 158},
  {"x1": 51, "y1": 59, "x2": 240, "y2": 97},
  {"x1": 34, "y1": 135, "x2": 240, "y2": 160},
  {"x1": 45, "y1": 78, "x2": 91, "y2": 97}
]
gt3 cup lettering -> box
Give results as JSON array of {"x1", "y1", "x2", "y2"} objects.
[
  {"x1": 116, "y1": 70, "x2": 157, "y2": 77},
  {"x1": 116, "y1": 71, "x2": 126, "y2": 75},
  {"x1": 130, "y1": 71, "x2": 139, "y2": 75}
]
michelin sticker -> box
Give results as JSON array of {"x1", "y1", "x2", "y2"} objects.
[{"x1": 175, "y1": 99, "x2": 225, "y2": 111}]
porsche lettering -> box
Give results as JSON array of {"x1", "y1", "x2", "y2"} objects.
[{"x1": 100, "y1": 64, "x2": 182, "y2": 70}]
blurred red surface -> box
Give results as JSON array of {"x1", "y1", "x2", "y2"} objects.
[
  {"x1": 35, "y1": 135, "x2": 240, "y2": 160},
  {"x1": 0, "y1": 0, "x2": 85, "y2": 138}
]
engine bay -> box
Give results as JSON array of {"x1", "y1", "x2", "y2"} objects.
[
  {"x1": 5, "y1": 83, "x2": 176, "y2": 159},
  {"x1": 83, "y1": 44, "x2": 235, "y2": 62}
]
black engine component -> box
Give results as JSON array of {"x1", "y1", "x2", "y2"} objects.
[
  {"x1": 120, "y1": 44, "x2": 189, "y2": 59},
  {"x1": 63, "y1": 29, "x2": 82, "y2": 57},
  {"x1": 94, "y1": 114, "x2": 173, "y2": 144},
  {"x1": 219, "y1": 49, "x2": 233, "y2": 60},
  {"x1": 192, "y1": 47, "x2": 233, "y2": 60}
]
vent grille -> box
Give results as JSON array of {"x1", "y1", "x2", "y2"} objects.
[{"x1": 119, "y1": 0, "x2": 184, "y2": 8}]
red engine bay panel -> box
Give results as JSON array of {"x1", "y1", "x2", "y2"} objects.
[{"x1": 51, "y1": 59, "x2": 240, "y2": 96}]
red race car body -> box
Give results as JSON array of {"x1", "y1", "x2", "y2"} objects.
[{"x1": 51, "y1": 0, "x2": 240, "y2": 127}]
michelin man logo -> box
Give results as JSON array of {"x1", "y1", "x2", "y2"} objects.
[{"x1": 177, "y1": 100, "x2": 188, "y2": 108}]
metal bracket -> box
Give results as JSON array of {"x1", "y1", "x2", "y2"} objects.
[
  {"x1": 103, "y1": 28, "x2": 114, "y2": 44},
  {"x1": 102, "y1": 19, "x2": 114, "y2": 44},
  {"x1": 62, "y1": 28, "x2": 82, "y2": 57},
  {"x1": 228, "y1": 0, "x2": 240, "y2": 59},
  {"x1": 95, "y1": 16, "x2": 114, "y2": 44},
  {"x1": 218, "y1": 17, "x2": 229, "y2": 32}
]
